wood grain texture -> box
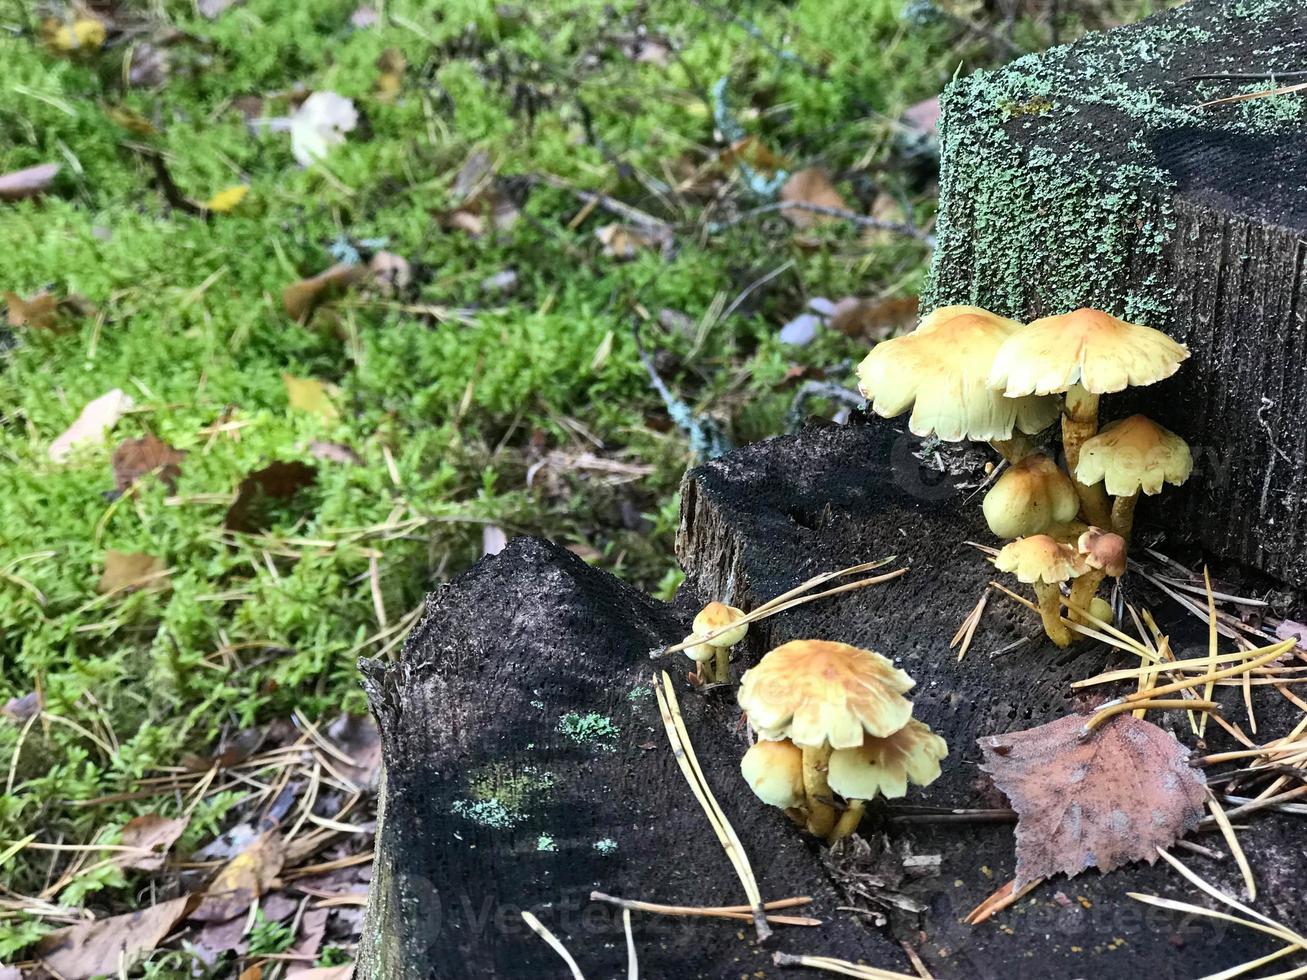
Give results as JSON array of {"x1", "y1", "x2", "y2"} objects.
[{"x1": 923, "y1": 0, "x2": 1307, "y2": 584}]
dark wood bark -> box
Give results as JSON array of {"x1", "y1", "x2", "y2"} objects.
[
  {"x1": 361, "y1": 415, "x2": 1303, "y2": 979},
  {"x1": 922, "y1": 0, "x2": 1307, "y2": 585}
]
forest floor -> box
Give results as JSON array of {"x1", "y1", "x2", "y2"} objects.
[{"x1": 0, "y1": 0, "x2": 1166, "y2": 975}]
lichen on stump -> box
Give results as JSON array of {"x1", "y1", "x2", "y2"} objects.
[{"x1": 923, "y1": 0, "x2": 1307, "y2": 584}]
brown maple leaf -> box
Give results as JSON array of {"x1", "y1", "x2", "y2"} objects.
[
  {"x1": 112, "y1": 433, "x2": 185, "y2": 492},
  {"x1": 978, "y1": 713, "x2": 1207, "y2": 887}
]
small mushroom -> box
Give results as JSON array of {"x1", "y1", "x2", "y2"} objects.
[
  {"x1": 681, "y1": 635, "x2": 717, "y2": 685},
  {"x1": 988, "y1": 308, "x2": 1189, "y2": 526},
  {"x1": 825, "y1": 718, "x2": 948, "y2": 843},
  {"x1": 982, "y1": 453, "x2": 1080, "y2": 539},
  {"x1": 691, "y1": 601, "x2": 748, "y2": 683},
  {"x1": 857, "y1": 305, "x2": 1060, "y2": 461},
  {"x1": 1074, "y1": 414, "x2": 1193, "y2": 541},
  {"x1": 1068, "y1": 527, "x2": 1128, "y2": 623},
  {"x1": 994, "y1": 535, "x2": 1090, "y2": 648},
  {"x1": 738, "y1": 640, "x2": 915, "y2": 837},
  {"x1": 740, "y1": 738, "x2": 807, "y2": 826}
]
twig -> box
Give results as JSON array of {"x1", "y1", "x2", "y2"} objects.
[
  {"x1": 589, "y1": 891, "x2": 819, "y2": 926},
  {"x1": 623, "y1": 908, "x2": 638, "y2": 980},
  {"x1": 654, "y1": 671, "x2": 770, "y2": 940},
  {"x1": 772, "y1": 951, "x2": 923, "y2": 980},
  {"x1": 521, "y1": 911, "x2": 587, "y2": 979}
]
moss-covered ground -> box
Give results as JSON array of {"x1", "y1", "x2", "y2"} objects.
[{"x1": 0, "y1": 0, "x2": 1163, "y2": 973}]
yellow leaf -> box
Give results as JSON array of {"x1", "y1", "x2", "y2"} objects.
[
  {"x1": 283, "y1": 374, "x2": 340, "y2": 421},
  {"x1": 98, "y1": 551, "x2": 169, "y2": 595},
  {"x1": 43, "y1": 16, "x2": 106, "y2": 53},
  {"x1": 205, "y1": 184, "x2": 250, "y2": 213}
]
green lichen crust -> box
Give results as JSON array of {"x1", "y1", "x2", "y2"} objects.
[{"x1": 923, "y1": 0, "x2": 1307, "y2": 325}]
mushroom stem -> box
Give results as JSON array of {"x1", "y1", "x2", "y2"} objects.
[
  {"x1": 1033, "y1": 582, "x2": 1073, "y2": 647},
  {"x1": 1112, "y1": 493, "x2": 1139, "y2": 542},
  {"x1": 714, "y1": 646, "x2": 731, "y2": 685},
  {"x1": 801, "y1": 745, "x2": 837, "y2": 838},
  {"x1": 989, "y1": 434, "x2": 1034, "y2": 464},
  {"x1": 1046, "y1": 520, "x2": 1089, "y2": 544},
  {"x1": 1062, "y1": 385, "x2": 1112, "y2": 528},
  {"x1": 1068, "y1": 569, "x2": 1106, "y2": 624},
  {"x1": 826, "y1": 799, "x2": 866, "y2": 844}
]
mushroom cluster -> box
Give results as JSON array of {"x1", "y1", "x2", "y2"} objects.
[
  {"x1": 859, "y1": 305, "x2": 1194, "y2": 645},
  {"x1": 737, "y1": 640, "x2": 946, "y2": 843},
  {"x1": 681, "y1": 601, "x2": 748, "y2": 684}
]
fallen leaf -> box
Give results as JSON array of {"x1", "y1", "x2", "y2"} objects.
[
  {"x1": 106, "y1": 105, "x2": 158, "y2": 136},
  {"x1": 127, "y1": 43, "x2": 170, "y2": 88},
  {"x1": 719, "y1": 137, "x2": 785, "y2": 174},
  {"x1": 978, "y1": 713, "x2": 1207, "y2": 888},
  {"x1": 41, "y1": 15, "x2": 107, "y2": 54},
  {"x1": 206, "y1": 185, "x2": 249, "y2": 213},
  {"x1": 780, "y1": 167, "x2": 848, "y2": 228},
  {"x1": 778, "y1": 311, "x2": 822, "y2": 347},
  {"x1": 289, "y1": 92, "x2": 358, "y2": 167},
  {"x1": 198, "y1": 0, "x2": 241, "y2": 16},
  {"x1": 289, "y1": 967, "x2": 354, "y2": 980},
  {"x1": 902, "y1": 96, "x2": 941, "y2": 138},
  {"x1": 239, "y1": 966, "x2": 263, "y2": 980},
  {"x1": 375, "y1": 48, "x2": 406, "y2": 102},
  {"x1": 283, "y1": 263, "x2": 366, "y2": 323},
  {"x1": 112, "y1": 433, "x2": 185, "y2": 492},
  {"x1": 115, "y1": 814, "x2": 189, "y2": 872},
  {"x1": 350, "y1": 6, "x2": 379, "y2": 28},
  {"x1": 309, "y1": 440, "x2": 362, "y2": 465},
  {"x1": 224, "y1": 460, "x2": 317, "y2": 533},
  {"x1": 326, "y1": 713, "x2": 382, "y2": 791},
  {"x1": 0, "y1": 163, "x2": 60, "y2": 202},
  {"x1": 284, "y1": 908, "x2": 328, "y2": 975},
  {"x1": 440, "y1": 150, "x2": 518, "y2": 237},
  {"x1": 49, "y1": 388, "x2": 135, "y2": 463},
  {"x1": 829, "y1": 295, "x2": 918, "y2": 342},
  {"x1": 480, "y1": 268, "x2": 518, "y2": 294},
  {"x1": 189, "y1": 911, "x2": 250, "y2": 965},
  {"x1": 283, "y1": 375, "x2": 340, "y2": 421},
  {"x1": 191, "y1": 831, "x2": 286, "y2": 922},
  {"x1": 368, "y1": 250, "x2": 410, "y2": 295},
  {"x1": 36, "y1": 895, "x2": 198, "y2": 979},
  {"x1": 5, "y1": 291, "x2": 60, "y2": 329},
  {"x1": 97, "y1": 551, "x2": 168, "y2": 595},
  {"x1": 2, "y1": 691, "x2": 42, "y2": 722},
  {"x1": 596, "y1": 224, "x2": 658, "y2": 259}
]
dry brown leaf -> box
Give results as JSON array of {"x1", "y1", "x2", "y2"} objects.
[
  {"x1": 115, "y1": 814, "x2": 189, "y2": 872},
  {"x1": 283, "y1": 263, "x2": 366, "y2": 323},
  {"x1": 192, "y1": 830, "x2": 286, "y2": 922},
  {"x1": 902, "y1": 96, "x2": 941, "y2": 137},
  {"x1": 780, "y1": 167, "x2": 848, "y2": 228},
  {"x1": 326, "y1": 713, "x2": 382, "y2": 791},
  {"x1": 0, "y1": 163, "x2": 60, "y2": 202},
  {"x1": 441, "y1": 150, "x2": 518, "y2": 238},
  {"x1": 290, "y1": 967, "x2": 354, "y2": 980},
  {"x1": 239, "y1": 966, "x2": 263, "y2": 980},
  {"x1": 368, "y1": 250, "x2": 411, "y2": 295},
  {"x1": 2, "y1": 690, "x2": 42, "y2": 722},
  {"x1": 719, "y1": 137, "x2": 785, "y2": 174},
  {"x1": 283, "y1": 375, "x2": 340, "y2": 421},
  {"x1": 224, "y1": 460, "x2": 318, "y2": 532},
  {"x1": 36, "y1": 894, "x2": 198, "y2": 979},
  {"x1": 595, "y1": 224, "x2": 658, "y2": 259},
  {"x1": 829, "y1": 295, "x2": 918, "y2": 342},
  {"x1": 97, "y1": 551, "x2": 168, "y2": 595},
  {"x1": 978, "y1": 713, "x2": 1207, "y2": 888},
  {"x1": 375, "y1": 48, "x2": 406, "y2": 102},
  {"x1": 198, "y1": 0, "x2": 241, "y2": 17},
  {"x1": 49, "y1": 388, "x2": 135, "y2": 463},
  {"x1": 5, "y1": 291, "x2": 60, "y2": 329},
  {"x1": 112, "y1": 433, "x2": 185, "y2": 493},
  {"x1": 284, "y1": 908, "x2": 328, "y2": 975}
]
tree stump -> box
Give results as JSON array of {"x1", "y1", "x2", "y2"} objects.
[
  {"x1": 361, "y1": 416, "x2": 1303, "y2": 979},
  {"x1": 923, "y1": 0, "x2": 1307, "y2": 585}
]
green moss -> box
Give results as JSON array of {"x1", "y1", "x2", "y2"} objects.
[{"x1": 557, "y1": 711, "x2": 620, "y2": 746}]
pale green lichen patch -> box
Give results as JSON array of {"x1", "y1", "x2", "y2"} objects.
[
  {"x1": 924, "y1": 0, "x2": 1303, "y2": 324},
  {"x1": 593, "y1": 837, "x2": 618, "y2": 855},
  {"x1": 451, "y1": 798, "x2": 518, "y2": 829},
  {"x1": 557, "y1": 711, "x2": 621, "y2": 747},
  {"x1": 626, "y1": 685, "x2": 653, "y2": 703},
  {"x1": 537, "y1": 834, "x2": 557, "y2": 852},
  {"x1": 453, "y1": 763, "x2": 558, "y2": 828}
]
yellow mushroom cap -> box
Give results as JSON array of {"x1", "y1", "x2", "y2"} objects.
[
  {"x1": 1077, "y1": 527, "x2": 1128, "y2": 578},
  {"x1": 740, "y1": 738, "x2": 805, "y2": 809},
  {"x1": 981, "y1": 454, "x2": 1080, "y2": 539},
  {"x1": 692, "y1": 601, "x2": 748, "y2": 648},
  {"x1": 1075, "y1": 414, "x2": 1193, "y2": 496},
  {"x1": 737, "y1": 640, "x2": 915, "y2": 749},
  {"x1": 856, "y1": 307, "x2": 1059, "y2": 442},
  {"x1": 827, "y1": 719, "x2": 948, "y2": 801},
  {"x1": 994, "y1": 535, "x2": 1089, "y2": 585},
  {"x1": 681, "y1": 635, "x2": 716, "y2": 663},
  {"x1": 988, "y1": 308, "x2": 1189, "y2": 397}
]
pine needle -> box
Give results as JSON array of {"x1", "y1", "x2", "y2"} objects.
[
  {"x1": 1206, "y1": 793, "x2": 1256, "y2": 900},
  {"x1": 772, "y1": 951, "x2": 924, "y2": 979},
  {"x1": 521, "y1": 911, "x2": 587, "y2": 979},
  {"x1": 653, "y1": 671, "x2": 770, "y2": 940},
  {"x1": 589, "y1": 891, "x2": 818, "y2": 925},
  {"x1": 1200, "y1": 567, "x2": 1218, "y2": 737}
]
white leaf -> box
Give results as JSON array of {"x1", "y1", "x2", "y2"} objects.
[
  {"x1": 49, "y1": 389, "x2": 135, "y2": 463},
  {"x1": 289, "y1": 92, "x2": 358, "y2": 167}
]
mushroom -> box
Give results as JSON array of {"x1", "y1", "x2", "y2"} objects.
[
  {"x1": 825, "y1": 718, "x2": 948, "y2": 842},
  {"x1": 737, "y1": 640, "x2": 915, "y2": 837},
  {"x1": 994, "y1": 535, "x2": 1090, "y2": 648},
  {"x1": 1068, "y1": 527, "x2": 1128, "y2": 623},
  {"x1": 1074, "y1": 414, "x2": 1193, "y2": 541},
  {"x1": 857, "y1": 306, "x2": 1060, "y2": 462},
  {"x1": 988, "y1": 308, "x2": 1189, "y2": 526},
  {"x1": 740, "y1": 738, "x2": 807, "y2": 826},
  {"x1": 981, "y1": 453, "x2": 1080, "y2": 539},
  {"x1": 681, "y1": 635, "x2": 717, "y2": 685},
  {"x1": 691, "y1": 601, "x2": 748, "y2": 683}
]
